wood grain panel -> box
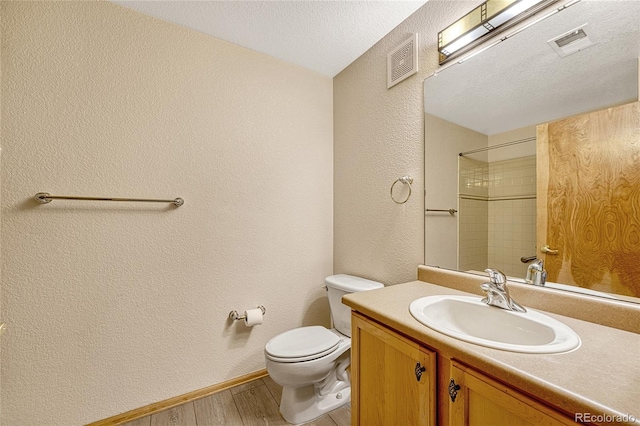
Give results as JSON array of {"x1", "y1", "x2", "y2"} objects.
[
  {"x1": 229, "y1": 378, "x2": 264, "y2": 395},
  {"x1": 351, "y1": 313, "x2": 435, "y2": 426},
  {"x1": 350, "y1": 314, "x2": 361, "y2": 426},
  {"x1": 468, "y1": 391, "x2": 538, "y2": 426},
  {"x1": 327, "y1": 403, "x2": 351, "y2": 426},
  {"x1": 358, "y1": 324, "x2": 386, "y2": 424},
  {"x1": 262, "y1": 375, "x2": 283, "y2": 405},
  {"x1": 192, "y1": 390, "x2": 243, "y2": 426},
  {"x1": 232, "y1": 385, "x2": 287, "y2": 426},
  {"x1": 450, "y1": 362, "x2": 576, "y2": 426},
  {"x1": 436, "y1": 354, "x2": 452, "y2": 426},
  {"x1": 119, "y1": 418, "x2": 151, "y2": 426},
  {"x1": 304, "y1": 415, "x2": 339, "y2": 426},
  {"x1": 538, "y1": 101, "x2": 640, "y2": 297},
  {"x1": 150, "y1": 404, "x2": 196, "y2": 426}
]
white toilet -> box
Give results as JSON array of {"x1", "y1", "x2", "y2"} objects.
[{"x1": 264, "y1": 274, "x2": 383, "y2": 424}]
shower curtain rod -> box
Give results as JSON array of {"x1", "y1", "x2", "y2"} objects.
[{"x1": 459, "y1": 136, "x2": 536, "y2": 157}]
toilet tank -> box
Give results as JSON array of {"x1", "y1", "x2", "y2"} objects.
[{"x1": 325, "y1": 274, "x2": 383, "y2": 337}]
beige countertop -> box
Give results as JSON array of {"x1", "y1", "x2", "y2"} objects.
[{"x1": 343, "y1": 280, "x2": 640, "y2": 424}]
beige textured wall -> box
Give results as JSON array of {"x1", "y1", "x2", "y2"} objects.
[
  {"x1": 488, "y1": 125, "x2": 537, "y2": 162},
  {"x1": 334, "y1": 0, "x2": 484, "y2": 284},
  {"x1": 1, "y1": 2, "x2": 333, "y2": 424},
  {"x1": 424, "y1": 113, "x2": 487, "y2": 270}
]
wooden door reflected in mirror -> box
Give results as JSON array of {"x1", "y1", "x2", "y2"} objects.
[{"x1": 538, "y1": 101, "x2": 640, "y2": 298}]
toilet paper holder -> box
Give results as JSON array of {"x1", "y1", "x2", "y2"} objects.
[{"x1": 229, "y1": 305, "x2": 266, "y2": 321}]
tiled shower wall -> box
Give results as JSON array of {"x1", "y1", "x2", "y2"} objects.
[
  {"x1": 458, "y1": 157, "x2": 488, "y2": 272},
  {"x1": 459, "y1": 155, "x2": 536, "y2": 278},
  {"x1": 487, "y1": 156, "x2": 537, "y2": 278},
  {"x1": 459, "y1": 198, "x2": 488, "y2": 272}
]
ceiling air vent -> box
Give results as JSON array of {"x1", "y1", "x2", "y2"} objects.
[
  {"x1": 548, "y1": 24, "x2": 598, "y2": 58},
  {"x1": 387, "y1": 34, "x2": 418, "y2": 89}
]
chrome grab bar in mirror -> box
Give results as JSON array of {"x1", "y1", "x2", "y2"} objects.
[{"x1": 425, "y1": 208, "x2": 457, "y2": 216}]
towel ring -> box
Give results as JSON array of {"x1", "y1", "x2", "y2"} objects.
[{"x1": 391, "y1": 176, "x2": 413, "y2": 204}]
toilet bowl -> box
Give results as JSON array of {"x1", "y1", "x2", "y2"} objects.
[{"x1": 264, "y1": 274, "x2": 383, "y2": 424}]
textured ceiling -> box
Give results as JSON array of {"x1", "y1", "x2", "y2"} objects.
[
  {"x1": 424, "y1": 0, "x2": 640, "y2": 135},
  {"x1": 111, "y1": 0, "x2": 428, "y2": 77}
]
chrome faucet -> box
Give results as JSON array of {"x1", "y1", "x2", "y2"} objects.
[
  {"x1": 525, "y1": 259, "x2": 547, "y2": 286},
  {"x1": 481, "y1": 268, "x2": 526, "y2": 313}
]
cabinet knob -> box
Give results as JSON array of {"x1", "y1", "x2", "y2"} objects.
[
  {"x1": 448, "y1": 379, "x2": 461, "y2": 402},
  {"x1": 414, "y1": 362, "x2": 426, "y2": 381}
]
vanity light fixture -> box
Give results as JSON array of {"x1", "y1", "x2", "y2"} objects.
[{"x1": 438, "y1": 0, "x2": 558, "y2": 64}]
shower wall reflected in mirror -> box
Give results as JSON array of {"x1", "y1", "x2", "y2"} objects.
[{"x1": 457, "y1": 127, "x2": 537, "y2": 279}]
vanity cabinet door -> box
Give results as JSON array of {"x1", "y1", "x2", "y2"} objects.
[
  {"x1": 448, "y1": 361, "x2": 577, "y2": 426},
  {"x1": 351, "y1": 312, "x2": 436, "y2": 426}
]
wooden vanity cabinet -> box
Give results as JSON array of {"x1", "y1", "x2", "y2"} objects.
[
  {"x1": 351, "y1": 312, "x2": 436, "y2": 426},
  {"x1": 449, "y1": 361, "x2": 576, "y2": 426},
  {"x1": 351, "y1": 313, "x2": 578, "y2": 426}
]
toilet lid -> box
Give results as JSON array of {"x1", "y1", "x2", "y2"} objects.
[{"x1": 265, "y1": 326, "x2": 340, "y2": 359}]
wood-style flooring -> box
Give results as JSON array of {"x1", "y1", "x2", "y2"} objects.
[{"x1": 121, "y1": 375, "x2": 351, "y2": 426}]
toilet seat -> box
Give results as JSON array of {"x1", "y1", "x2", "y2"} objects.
[{"x1": 265, "y1": 326, "x2": 341, "y2": 363}]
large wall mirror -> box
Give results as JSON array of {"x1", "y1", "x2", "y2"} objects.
[{"x1": 423, "y1": 0, "x2": 640, "y2": 303}]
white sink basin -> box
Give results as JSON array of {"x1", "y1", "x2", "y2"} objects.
[{"x1": 409, "y1": 295, "x2": 580, "y2": 354}]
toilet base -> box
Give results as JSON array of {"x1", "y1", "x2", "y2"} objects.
[{"x1": 279, "y1": 384, "x2": 351, "y2": 425}]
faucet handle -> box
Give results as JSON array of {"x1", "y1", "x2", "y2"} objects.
[
  {"x1": 525, "y1": 259, "x2": 547, "y2": 286},
  {"x1": 482, "y1": 268, "x2": 527, "y2": 313},
  {"x1": 484, "y1": 268, "x2": 507, "y2": 285},
  {"x1": 484, "y1": 268, "x2": 507, "y2": 291}
]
